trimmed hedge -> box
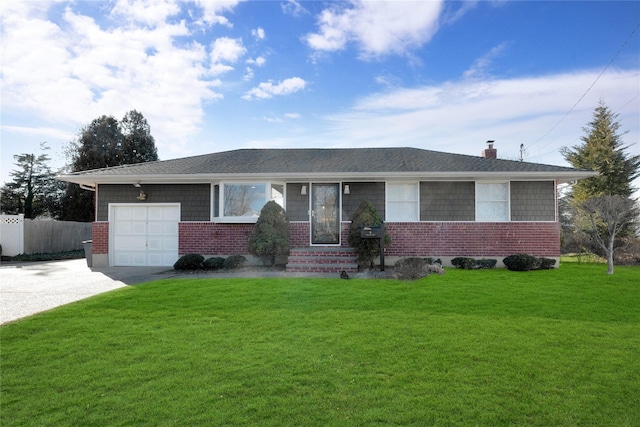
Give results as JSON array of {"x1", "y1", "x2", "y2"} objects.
[
  {"x1": 203, "y1": 257, "x2": 225, "y2": 270},
  {"x1": 174, "y1": 254, "x2": 204, "y2": 270},
  {"x1": 224, "y1": 255, "x2": 247, "y2": 270},
  {"x1": 451, "y1": 257, "x2": 496, "y2": 270},
  {"x1": 503, "y1": 254, "x2": 556, "y2": 271}
]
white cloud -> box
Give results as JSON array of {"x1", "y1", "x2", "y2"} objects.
[
  {"x1": 2, "y1": 125, "x2": 75, "y2": 141},
  {"x1": 463, "y1": 43, "x2": 508, "y2": 80},
  {"x1": 192, "y1": 0, "x2": 243, "y2": 27},
  {"x1": 243, "y1": 67, "x2": 255, "y2": 81},
  {"x1": 0, "y1": 1, "x2": 231, "y2": 156},
  {"x1": 252, "y1": 27, "x2": 265, "y2": 40},
  {"x1": 306, "y1": 0, "x2": 444, "y2": 59},
  {"x1": 323, "y1": 69, "x2": 640, "y2": 166},
  {"x1": 242, "y1": 77, "x2": 307, "y2": 100},
  {"x1": 110, "y1": 0, "x2": 181, "y2": 26},
  {"x1": 281, "y1": 0, "x2": 308, "y2": 17},
  {"x1": 247, "y1": 56, "x2": 266, "y2": 67},
  {"x1": 210, "y1": 37, "x2": 246, "y2": 67},
  {"x1": 244, "y1": 56, "x2": 266, "y2": 80}
]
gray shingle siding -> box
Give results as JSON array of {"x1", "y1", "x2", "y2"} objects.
[
  {"x1": 421, "y1": 182, "x2": 475, "y2": 221},
  {"x1": 286, "y1": 183, "x2": 310, "y2": 221},
  {"x1": 97, "y1": 184, "x2": 211, "y2": 221},
  {"x1": 510, "y1": 181, "x2": 556, "y2": 221},
  {"x1": 342, "y1": 182, "x2": 386, "y2": 221}
]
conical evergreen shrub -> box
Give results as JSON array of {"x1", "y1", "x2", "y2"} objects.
[{"x1": 248, "y1": 200, "x2": 290, "y2": 266}]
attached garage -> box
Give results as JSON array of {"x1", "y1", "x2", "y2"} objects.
[{"x1": 110, "y1": 204, "x2": 180, "y2": 266}]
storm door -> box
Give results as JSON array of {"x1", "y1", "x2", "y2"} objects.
[{"x1": 311, "y1": 183, "x2": 340, "y2": 245}]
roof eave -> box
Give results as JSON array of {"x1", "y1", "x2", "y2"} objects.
[{"x1": 57, "y1": 170, "x2": 598, "y2": 186}]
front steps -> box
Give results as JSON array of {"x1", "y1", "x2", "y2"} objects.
[{"x1": 286, "y1": 247, "x2": 358, "y2": 274}]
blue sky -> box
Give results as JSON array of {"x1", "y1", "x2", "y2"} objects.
[{"x1": 1, "y1": 1, "x2": 639, "y2": 189}]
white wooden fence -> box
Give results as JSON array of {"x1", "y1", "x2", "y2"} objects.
[{"x1": 0, "y1": 214, "x2": 91, "y2": 256}]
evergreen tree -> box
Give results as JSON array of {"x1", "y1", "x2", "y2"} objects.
[
  {"x1": 347, "y1": 200, "x2": 390, "y2": 269},
  {"x1": 248, "y1": 201, "x2": 290, "y2": 266},
  {"x1": 0, "y1": 142, "x2": 63, "y2": 219},
  {"x1": 121, "y1": 110, "x2": 159, "y2": 164},
  {"x1": 64, "y1": 111, "x2": 159, "y2": 221},
  {"x1": 561, "y1": 100, "x2": 640, "y2": 202}
]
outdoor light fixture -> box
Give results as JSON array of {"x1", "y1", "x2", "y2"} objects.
[
  {"x1": 301, "y1": 185, "x2": 307, "y2": 195},
  {"x1": 344, "y1": 184, "x2": 350, "y2": 195},
  {"x1": 133, "y1": 182, "x2": 141, "y2": 188},
  {"x1": 137, "y1": 190, "x2": 147, "y2": 201}
]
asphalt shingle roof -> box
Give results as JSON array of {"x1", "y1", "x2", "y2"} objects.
[{"x1": 62, "y1": 147, "x2": 587, "y2": 178}]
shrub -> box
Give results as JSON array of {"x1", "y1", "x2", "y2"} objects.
[
  {"x1": 503, "y1": 254, "x2": 540, "y2": 271},
  {"x1": 539, "y1": 258, "x2": 557, "y2": 269},
  {"x1": 248, "y1": 200, "x2": 290, "y2": 266},
  {"x1": 394, "y1": 257, "x2": 444, "y2": 280},
  {"x1": 202, "y1": 257, "x2": 225, "y2": 270},
  {"x1": 451, "y1": 257, "x2": 476, "y2": 269},
  {"x1": 347, "y1": 200, "x2": 390, "y2": 270},
  {"x1": 424, "y1": 257, "x2": 442, "y2": 265},
  {"x1": 224, "y1": 255, "x2": 247, "y2": 270},
  {"x1": 174, "y1": 254, "x2": 204, "y2": 270},
  {"x1": 476, "y1": 259, "x2": 497, "y2": 269}
]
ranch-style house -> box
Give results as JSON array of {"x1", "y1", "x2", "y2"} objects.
[{"x1": 58, "y1": 144, "x2": 596, "y2": 271}]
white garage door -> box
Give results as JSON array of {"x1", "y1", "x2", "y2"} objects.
[{"x1": 111, "y1": 204, "x2": 180, "y2": 266}]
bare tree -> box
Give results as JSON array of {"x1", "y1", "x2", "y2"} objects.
[{"x1": 577, "y1": 195, "x2": 639, "y2": 274}]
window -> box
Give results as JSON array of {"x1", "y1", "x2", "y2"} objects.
[
  {"x1": 219, "y1": 182, "x2": 284, "y2": 221},
  {"x1": 476, "y1": 182, "x2": 509, "y2": 221},
  {"x1": 386, "y1": 183, "x2": 419, "y2": 222}
]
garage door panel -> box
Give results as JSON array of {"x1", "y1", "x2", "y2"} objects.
[
  {"x1": 114, "y1": 235, "x2": 147, "y2": 251},
  {"x1": 148, "y1": 206, "x2": 180, "y2": 221},
  {"x1": 111, "y1": 205, "x2": 179, "y2": 267},
  {"x1": 114, "y1": 251, "x2": 147, "y2": 266},
  {"x1": 147, "y1": 236, "x2": 179, "y2": 251}
]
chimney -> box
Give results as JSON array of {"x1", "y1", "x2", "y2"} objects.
[{"x1": 482, "y1": 140, "x2": 497, "y2": 159}]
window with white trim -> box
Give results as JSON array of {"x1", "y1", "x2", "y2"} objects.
[
  {"x1": 476, "y1": 182, "x2": 509, "y2": 221},
  {"x1": 386, "y1": 183, "x2": 419, "y2": 222},
  {"x1": 219, "y1": 182, "x2": 284, "y2": 220}
]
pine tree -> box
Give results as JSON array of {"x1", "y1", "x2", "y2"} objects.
[
  {"x1": 561, "y1": 100, "x2": 640, "y2": 202},
  {"x1": 0, "y1": 142, "x2": 63, "y2": 219}
]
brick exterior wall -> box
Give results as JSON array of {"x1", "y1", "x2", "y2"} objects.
[
  {"x1": 94, "y1": 219, "x2": 559, "y2": 261},
  {"x1": 178, "y1": 222, "x2": 254, "y2": 255},
  {"x1": 290, "y1": 221, "x2": 311, "y2": 247},
  {"x1": 92, "y1": 222, "x2": 109, "y2": 254},
  {"x1": 383, "y1": 221, "x2": 560, "y2": 257}
]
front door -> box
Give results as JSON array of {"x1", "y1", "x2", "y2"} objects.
[{"x1": 311, "y1": 183, "x2": 340, "y2": 244}]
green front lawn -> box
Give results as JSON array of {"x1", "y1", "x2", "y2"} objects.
[{"x1": 1, "y1": 264, "x2": 638, "y2": 426}]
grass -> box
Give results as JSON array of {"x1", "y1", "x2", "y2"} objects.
[{"x1": 1, "y1": 263, "x2": 638, "y2": 426}]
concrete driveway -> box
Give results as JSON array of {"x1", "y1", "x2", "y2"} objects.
[{"x1": 0, "y1": 259, "x2": 173, "y2": 325}]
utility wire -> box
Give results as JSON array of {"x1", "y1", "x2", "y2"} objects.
[{"x1": 526, "y1": 22, "x2": 639, "y2": 152}]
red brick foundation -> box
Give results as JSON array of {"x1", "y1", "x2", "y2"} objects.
[
  {"x1": 383, "y1": 222, "x2": 560, "y2": 258},
  {"x1": 94, "y1": 220, "x2": 560, "y2": 261},
  {"x1": 178, "y1": 222, "x2": 254, "y2": 255}
]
